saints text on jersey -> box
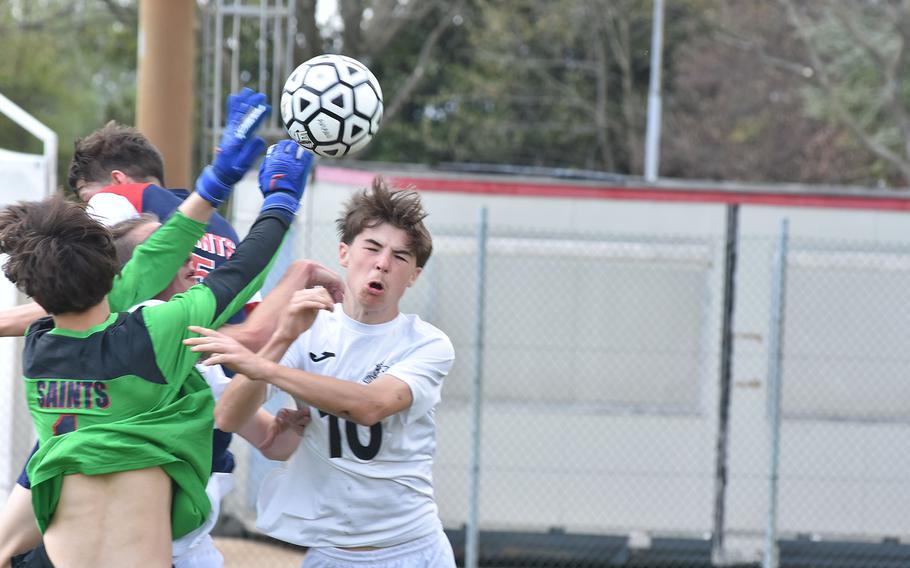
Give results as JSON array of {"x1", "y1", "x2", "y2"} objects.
[{"x1": 35, "y1": 380, "x2": 110, "y2": 409}]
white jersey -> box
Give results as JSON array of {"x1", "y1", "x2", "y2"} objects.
[{"x1": 257, "y1": 305, "x2": 455, "y2": 548}]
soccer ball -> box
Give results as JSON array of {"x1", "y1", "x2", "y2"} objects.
[{"x1": 280, "y1": 54, "x2": 383, "y2": 158}]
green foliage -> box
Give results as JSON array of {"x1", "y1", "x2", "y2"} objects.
[
  {"x1": 4, "y1": 0, "x2": 905, "y2": 187},
  {"x1": 0, "y1": 0, "x2": 137, "y2": 189},
  {"x1": 357, "y1": 0, "x2": 705, "y2": 173}
]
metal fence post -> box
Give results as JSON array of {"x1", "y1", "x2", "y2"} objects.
[
  {"x1": 465, "y1": 207, "x2": 489, "y2": 568},
  {"x1": 764, "y1": 218, "x2": 790, "y2": 568},
  {"x1": 712, "y1": 203, "x2": 739, "y2": 563}
]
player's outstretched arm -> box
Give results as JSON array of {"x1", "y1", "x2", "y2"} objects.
[
  {"x1": 218, "y1": 259, "x2": 343, "y2": 353},
  {"x1": 184, "y1": 87, "x2": 270, "y2": 223},
  {"x1": 190, "y1": 284, "x2": 336, "y2": 431},
  {"x1": 195, "y1": 323, "x2": 302, "y2": 433},
  {"x1": 190, "y1": 326, "x2": 412, "y2": 427},
  {"x1": 148, "y1": 140, "x2": 313, "y2": 390},
  {"x1": 107, "y1": 88, "x2": 270, "y2": 313},
  {"x1": 0, "y1": 302, "x2": 47, "y2": 337},
  {"x1": 236, "y1": 407, "x2": 309, "y2": 461}
]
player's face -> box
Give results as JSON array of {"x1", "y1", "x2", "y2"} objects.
[
  {"x1": 156, "y1": 257, "x2": 196, "y2": 301},
  {"x1": 339, "y1": 223, "x2": 421, "y2": 320},
  {"x1": 74, "y1": 170, "x2": 147, "y2": 202}
]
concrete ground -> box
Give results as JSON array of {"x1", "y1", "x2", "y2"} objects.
[{"x1": 215, "y1": 537, "x2": 306, "y2": 568}]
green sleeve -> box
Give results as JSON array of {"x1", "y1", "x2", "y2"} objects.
[
  {"x1": 139, "y1": 245, "x2": 281, "y2": 385},
  {"x1": 107, "y1": 212, "x2": 207, "y2": 312}
]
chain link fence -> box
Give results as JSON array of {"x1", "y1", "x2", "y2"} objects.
[
  {"x1": 7, "y1": 192, "x2": 910, "y2": 567},
  {"x1": 215, "y1": 198, "x2": 910, "y2": 567}
]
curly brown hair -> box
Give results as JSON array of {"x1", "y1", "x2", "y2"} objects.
[
  {"x1": 67, "y1": 121, "x2": 165, "y2": 193},
  {"x1": 335, "y1": 176, "x2": 433, "y2": 267},
  {"x1": 0, "y1": 195, "x2": 119, "y2": 314}
]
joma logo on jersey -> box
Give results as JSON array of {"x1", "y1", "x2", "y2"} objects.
[
  {"x1": 36, "y1": 381, "x2": 110, "y2": 410},
  {"x1": 362, "y1": 363, "x2": 389, "y2": 384}
]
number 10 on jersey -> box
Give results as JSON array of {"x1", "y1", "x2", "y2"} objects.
[{"x1": 319, "y1": 410, "x2": 382, "y2": 460}]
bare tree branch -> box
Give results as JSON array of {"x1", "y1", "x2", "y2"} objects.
[
  {"x1": 384, "y1": 0, "x2": 465, "y2": 122},
  {"x1": 829, "y1": 5, "x2": 888, "y2": 69},
  {"x1": 362, "y1": 0, "x2": 442, "y2": 56},
  {"x1": 340, "y1": 0, "x2": 366, "y2": 55},
  {"x1": 0, "y1": 4, "x2": 86, "y2": 34},
  {"x1": 295, "y1": 0, "x2": 322, "y2": 62},
  {"x1": 710, "y1": 28, "x2": 811, "y2": 77},
  {"x1": 98, "y1": 0, "x2": 135, "y2": 27},
  {"x1": 825, "y1": 2, "x2": 910, "y2": 148},
  {"x1": 588, "y1": 1, "x2": 614, "y2": 170},
  {"x1": 779, "y1": 0, "x2": 910, "y2": 182}
]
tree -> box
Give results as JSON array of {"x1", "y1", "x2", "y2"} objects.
[
  {"x1": 384, "y1": 0, "x2": 705, "y2": 173},
  {"x1": 0, "y1": 0, "x2": 138, "y2": 189},
  {"x1": 288, "y1": 0, "x2": 469, "y2": 162},
  {"x1": 659, "y1": 1, "x2": 883, "y2": 185},
  {"x1": 778, "y1": 0, "x2": 910, "y2": 186}
]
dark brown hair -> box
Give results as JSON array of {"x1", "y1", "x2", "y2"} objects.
[
  {"x1": 335, "y1": 176, "x2": 433, "y2": 267},
  {"x1": 67, "y1": 121, "x2": 165, "y2": 192},
  {"x1": 0, "y1": 195, "x2": 119, "y2": 314}
]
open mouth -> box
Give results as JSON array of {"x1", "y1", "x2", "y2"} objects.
[{"x1": 368, "y1": 281, "x2": 384, "y2": 292}]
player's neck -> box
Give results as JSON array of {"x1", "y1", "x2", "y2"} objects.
[
  {"x1": 52, "y1": 298, "x2": 112, "y2": 331},
  {"x1": 342, "y1": 296, "x2": 399, "y2": 325}
]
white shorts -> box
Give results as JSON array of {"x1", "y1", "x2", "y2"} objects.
[
  {"x1": 173, "y1": 535, "x2": 224, "y2": 568},
  {"x1": 300, "y1": 527, "x2": 455, "y2": 568},
  {"x1": 172, "y1": 472, "x2": 235, "y2": 567}
]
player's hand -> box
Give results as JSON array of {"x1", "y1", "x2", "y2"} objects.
[
  {"x1": 196, "y1": 88, "x2": 271, "y2": 207},
  {"x1": 275, "y1": 286, "x2": 336, "y2": 341},
  {"x1": 305, "y1": 261, "x2": 344, "y2": 303},
  {"x1": 184, "y1": 325, "x2": 273, "y2": 380},
  {"x1": 258, "y1": 407, "x2": 311, "y2": 451},
  {"x1": 258, "y1": 140, "x2": 315, "y2": 222}
]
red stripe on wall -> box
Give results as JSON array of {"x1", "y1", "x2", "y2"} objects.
[{"x1": 315, "y1": 166, "x2": 910, "y2": 212}]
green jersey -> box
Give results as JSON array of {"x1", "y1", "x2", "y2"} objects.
[{"x1": 23, "y1": 210, "x2": 288, "y2": 538}]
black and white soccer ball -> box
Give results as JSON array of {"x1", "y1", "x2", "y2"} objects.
[{"x1": 280, "y1": 54, "x2": 383, "y2": 158}]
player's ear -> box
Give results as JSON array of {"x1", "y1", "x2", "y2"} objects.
[
  {"x1": 110, "y1": 170, "x2": 131, "y2": 185},
  {"x1": 407, "y1": 266, "x2": 422, "y2": 287},
  {"x1": 338, "y1": 242, "x2": 350, "y2": 268}
]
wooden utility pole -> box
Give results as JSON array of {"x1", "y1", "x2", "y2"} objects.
[{"x1": 137, "y1": 0, "x2": 195, "y2": 189}]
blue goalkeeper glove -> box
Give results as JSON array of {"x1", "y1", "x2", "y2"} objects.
[
  {"x1": 258, "y1": 140, "x2": 315, "y2": 222},
  {"x1": 196, "y1": 88, "x2": 271, "y2": 207}
]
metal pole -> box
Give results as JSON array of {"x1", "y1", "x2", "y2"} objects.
[
  {"x1": 711, "y1": 203, "x2": 739, "y2": 564},
  {"x1": 136, "y1": 0, "x2": 195, "y2": 189},
  {"x1": 465, "y1": 207, "x2": 489, "y2": 568},
  {"x1": 230, "y1": 0, "x2": 242, "y2": 94},
  {"x1": 258, "y1": 1, "x2": 268, "y2": 94},
  {"x1": 644, "y1": 0, "x2": 665, "y2": 182},
  {"x1": 763, "y1": 219, "x2": 789, "y2": 568}
]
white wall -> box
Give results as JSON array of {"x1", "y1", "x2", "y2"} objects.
[
  {"x1": 0, "y1": 148, "x2": 49, "y2": 495},
  {"x1": 227, "y1": 166, "x2": 910, "y2": 554}
]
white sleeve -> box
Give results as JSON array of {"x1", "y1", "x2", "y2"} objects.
[
  {"x1": 386, "y1": 334, "x2": 455, "y2": 424},
  {"x1": 86, "y1": 193, "x2": 140, "y2": 226},
  {"x1": 196, "y1": 363, "x2": 232, "y2": 401}
]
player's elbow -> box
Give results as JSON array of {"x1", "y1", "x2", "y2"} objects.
[
  {"x1": 346, "y1": 401, "x2": 389, "y2": 427},
  {"x1": 214, "y1": 402, "x2": 245, "y2": 433},
  {"x1": 260, "y1": 444, "x2": 296, "y2": 461}
]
